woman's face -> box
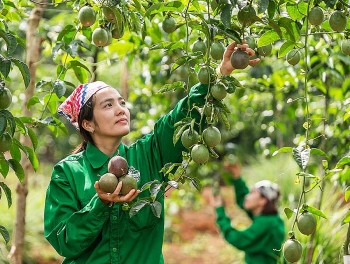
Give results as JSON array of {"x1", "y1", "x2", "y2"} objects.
[
  {"x1": 85, "y1": 87, "x2": 130, "y2": 139},
  {"x1": 243, "y1": 188, "x2": 266, "y2": 211}
]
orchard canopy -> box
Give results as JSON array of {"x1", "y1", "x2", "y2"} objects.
[{"x1": 1, "y1": 0, "x2": 350, "y2": 263}]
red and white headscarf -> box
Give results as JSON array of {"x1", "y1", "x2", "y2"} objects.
[{"x1": 58, "y1": 81, "x2": 111, "y2": 129}]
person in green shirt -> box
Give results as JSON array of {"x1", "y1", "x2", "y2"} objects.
[
  {"x1": 212, "y1": 162, "x2": 285, "y2": 264},
  {"x1": 44, "y1": 42, "x2": 260, "y2": 264}
]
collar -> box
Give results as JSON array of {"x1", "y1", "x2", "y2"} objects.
[{"x1": 85, "y1": 142, "x2": 126, "y2": 169}]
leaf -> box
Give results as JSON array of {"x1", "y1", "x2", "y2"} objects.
[
  {"x1": 53, "y1": 80, "x2": 67, "y2": 98},
  {"x1": 284, "y1": 207, "x2": 294, "y2": 219},
  {"x1": 336, "y1": 156, "x2": 350, "y2": 168},
  {"x1": 10, "y1": 139, "x2": 21, "y2": 162},
  {"x1": 306, "y1": 205, "x2": 327, "y2": 219},
  {"x1": 0, "y1": 56, "x2": 11, "y2": 78},
  {"x1": 190, "y1": 177, "x2": 201, "y2": 191},
  {"x1": 257, "y1": 30, "x2": 280, "y2": 47},
  {"x1": 140, "y1": 180, "x2": 159, "y2": 192},
  {"x1": 292, "y1": 146, "x2": 310, "y2": 170},
  {"x1": 0, "y1": 225, "x2": 10, "y2": 244},
  {"x1": 0, "y1": 30, "x2": 17, "y2": 55},
  {"x1": 278, "y1": 41, "x2": 295, "y2": 58},
  {"x1": 27, "y1": 127, "x2": 38, "y2": 150},
  {"x1": 167, "y1": 180, "x2": 178, "y2": 189},
  {"x1": 151, "y1": 201, "x2": 162, "y2": 218},
  {"x1": 0, "y1": 182, "x2": 12, "y2": 208},
  {"x1": 0, "y1": 110, "x2": 15, "y2": 136},
  {"x1": 129, "y1": 199, "x2": 150, "y2": 218},
  {"x1": 310, "y1": 148, "x2": 329, "y2": 159},
  {"x1": 150, "y1": 182, "x2": 162, "y2": 198},
  {"x1": 342, "y1": 211, "x2": 350, "y2": 225},
  {"x1": 158, "y1": 81, "x2": 185, "y2": 94},
  {"x1": 345, "y1": 186, "x2": 350, "y2": 202},
  {"x1": 57, "y1": 25, "x2": 76, "y2": 43},
  {"x1": 8, "y1": 159, "x2": 25, "y2": 182},
  {"x1": 69, "y1": 60, "x2": 91, "y2": 84},
  {"x1": 173, "y1": 123, "x2": 187, "y2": 146},
  {"x1": 257, "y1": 0, "x2": 269, "y2": 14},
  {"x1": 22, "y1": 146, "x2": 39, "y2": 171},
  {"x1": 0, "y1": 114, "x2": 6, "y2": 136},
  {"x1": 278, "y1": 17, "x2": 301, "y2": 42},
  {"x1": 220, "y1": 4, "x2": 232, "y2": 29},
  {"x1": 272, "y1": 147, "x2": 293, "y2": 156},
  {"x1": 26, "y1": 96, "x2": 41, "y2": 109},
  {"x1": 10, "y1": 58, "x2": 30, "y2": 88},
  {"x1": 0, "y1": 158, "x2": 9, "y2": 178}
]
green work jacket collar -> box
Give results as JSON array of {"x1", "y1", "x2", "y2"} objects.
[{"x1": 86, "y1": 142, "x2": 127, "y2": 169}]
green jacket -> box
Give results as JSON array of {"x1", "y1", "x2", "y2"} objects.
[
  {"x1": 215, "y1": 178, "x2": 285, "y2": 264},
  {"x1": 44, "y1": 83, "x2": 208, "y2": 264}
]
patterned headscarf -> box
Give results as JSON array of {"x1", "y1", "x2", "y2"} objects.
[
  {"x1": 254, "y1": 180, "x2": 280, "y2": 202},
  {"x1": 58, "y1": 81, "x2": 111, "y2": 129}
]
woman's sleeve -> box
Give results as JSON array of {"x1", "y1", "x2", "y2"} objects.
[
  {"x1": 152, "y1": 83, "x2": 209, "y2": 166},
  {"x1": 215, "y1": 207, "x2": 267, "y2": 252},
  {"x1": 44, "y1": 163, "x2": 112, "y2": 258},
  {"x1": 230, "y1": 177, "x2": 253, "y2": 218}
]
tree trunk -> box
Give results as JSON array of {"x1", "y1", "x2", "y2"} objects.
[{"x1": 8, "y1": 2, "x2": 46, "y2": 263}]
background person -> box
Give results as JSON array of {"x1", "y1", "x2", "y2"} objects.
[
  {"x1": 44, "y1": 43, "x2": 260, "y2": 263},
  {"x1": 211, "y1": 162, "x2": 285, "y2": 264}
]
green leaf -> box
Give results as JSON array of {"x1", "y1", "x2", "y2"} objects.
[
  {"x1": 0, "y1": 56, "x2": 11, "y2": 78},
  {"x1": 0, "y1": 110, "x2": 15, "y2": 136},
  {"x1": 8, "y1": 159, "x2": 25, "y2": 182},
  {"x1": 0, "y1": 157, "x2": 9, "y2": 178},
  {"x1": 0, "y1": 182, "x2": 12, "y2": 208},
  {"x1": 284, "y1": 207, "x2": 294, "y2": 219},
  {"x1": 27, "y1": 127, "x2": 38, "y2": 150},
  {"x1": 278, "y1": 41, "x2": 295, "y2": 58},
  {"x1": 150, "y1": 182, "x2": 162, "y2": 198},
  {"x1": 310, "y1": 148, "x2": 329, "y2": 159},
  {"x1": 26, "y1": 96, "x2": 41, "y2": 109},
  {"x1": 190, "y1": 177, "x2": 201, "y2": 191},
  {"x1": 53, "y1": 80, "x2": 66, "y2": 98},
  {"x1": 257, "y1": 0, "x2": 269, "y2": 14},
  {"x1": 342, "y1": 211, "x2": 350, "y2": 225},
  {"x1": 129, "y1": 199, "x2": 150, "y2": 218},
  {"x1": 173, "y1": 123, "x2": 187, "y2": 146},
  {"x1": 292, "y1": 146, "x2": 310, "y2": 170},
  {"x1": 272, "y1": 147, "x2": 293, "y2": 156},
  {"x1": 220, "y1": 4, "x2": 232, "y2": 29},
  {"x1": 22, "y1": 146, "x2": 39, "y2": 171},
  {"x1": 336, "y1": 156, "x2": 350, "y2": 168},
  {"x1": 167, "y1": 180, "x2": 178, "y2": 189},
  {"x1": 14, "y1": 117, "x2": 27, "y2": 135},
  {"x1": 345, "y1": 186, "x2": 350, "y2": 202},
  {"x1": 267, "y1": 0, "x2": 277, "y2": 18},
  {"x1": 0, "y1": 30, "x2": 17, "y2": 54},
  {"x1": 145, "y1": 1, "x2": 183, "y2": 16},
  {"x1": 306, "y1": 205, "x2": 327, "y2": 219},
  {"x1": 257, "y1": 30, "x2": 280, "y2": 47},
  {"x1": 286, "y1": 2, "x2": 306, "y2": 21},
  {"x1": 69, "y1": 60, "x2": 91, "y2": 84},
  {"x1": 0, "y1": 114, "x2": 6, "y2": 136},
  {"x1": 10, "y1": 58, "x2": 30, "y2": 88},
  {"x1": 151, "y1": 201, "x2": 162, "y2": 218},
  {"x1": 140, "y1": 180, "x2": 159, "y2": 192},
  {"x1": 158, "y1": 81, "x2": 185, "y2": 94},
  {"x1": 57, "y1": 25, "x2": 76, "y2": 43},
  {"x1": 10, "y1": 139, "x2": 21, "y2": 162},
  {"x1": 278, "y1": 17, "x2": 301, "y2": 42},
  {"x1": 0, "y1": 225, "x2": 10, "y2": 244}
]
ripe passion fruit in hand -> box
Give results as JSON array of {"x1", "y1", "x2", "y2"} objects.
[
  {"x1": 99, "y1": 173, "x2": 119, "y2": 193},
  {"x1": 108, "y1": 155, "x2": 129, "y2": 178},
  {"x1": 230, "y1": 49, "x2": 249, "y2": 69},
  {"x1": 119, "y1": 174, "x2": 138, "y2": 196}
]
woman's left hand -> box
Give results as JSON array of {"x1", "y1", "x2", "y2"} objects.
[{"x1": 94, "y1": 181, "x2": 140, "y2": 205}]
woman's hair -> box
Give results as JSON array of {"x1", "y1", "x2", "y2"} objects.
[
  {"x1": 259, "y1": 191, "x2": 280, "y2": 215},
  {"x1": 71, "y1": 96, "x2": 94, "y2": 154}
]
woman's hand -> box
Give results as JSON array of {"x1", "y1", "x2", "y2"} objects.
[
  {"x1": 219, "y1": 41, "x2": 260, "y2": 76},
  {"x1": 224, "y1": 161, "x2": 241, "y2": 180},
  {"x1": 94, "y1": 181, "x2": 140, "y2": 205}
]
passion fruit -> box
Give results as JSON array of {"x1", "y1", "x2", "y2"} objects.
[
  {"x1": 119, "y1": 174, "x2": 138, "y2": 195},
  {"x1": 108, "y1": 155, "x2": 129, "y2": 177},
  {"x1": 230, "y1": 49, "x2": 249, "y2": 69},
  {"x1": 99, "y1": 173, "x2": 119, "y2": 193}
]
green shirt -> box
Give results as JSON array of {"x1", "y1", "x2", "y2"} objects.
[
  {"x1": 44, "y1": 83, "x2": 208, "y2": 264},
  {"x1": 215, "y1": 178, "x2": 285, "y2": 264}
]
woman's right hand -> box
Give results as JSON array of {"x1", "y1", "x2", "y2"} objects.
[
  {"x1": 224, "y1": 162, "x2": 241, "y2": 180},
  {"x1": 94, "y1": 181, "x2": 140, "y2": 205}
]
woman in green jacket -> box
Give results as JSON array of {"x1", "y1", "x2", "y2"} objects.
[
  {"x1": 44, "y1": 42, "x2": 259, "y2": 264},
  {"x1": 212, "y1": 163, "x2": 285, "y2": 264}
]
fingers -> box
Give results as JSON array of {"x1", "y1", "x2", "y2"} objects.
[{"x1": 248, "y1": 58, "x2": 261, "y2": 67}]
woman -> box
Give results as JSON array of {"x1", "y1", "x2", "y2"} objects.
[
  {"x1": 211, "y1": 162, "x2": 285, "y2": 264},
  {"x1": 44, "y1": 42, "x2": 259, "y2": 264}
]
